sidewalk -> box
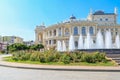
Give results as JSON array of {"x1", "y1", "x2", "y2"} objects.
[{"x1": 0, "y1": 54, "x2": 120, "y2": 72}]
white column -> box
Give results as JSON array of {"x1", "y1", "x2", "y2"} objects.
[
  {"x1": 52, "y1": 30, "x2": 54, "y2": 37},
  {"x1": 35, "y1": 32, "x2": 39, "y2": 43},
  {"x1": 48, "y1": 31, "x2": 50, "y2": 37},
  {"x1": 51, "y1": 40, "x2": 53, "y2": 45},
  {"x1": 61, "y1": 27, "x2": 63, "y2": 36},
  {"x1": 56, "y1": 28, "x2": 58, "y2": 36}
]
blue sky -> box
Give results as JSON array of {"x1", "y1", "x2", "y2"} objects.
[{"x1": 0, "y1": 0, "x2": 120, "y2": 41}]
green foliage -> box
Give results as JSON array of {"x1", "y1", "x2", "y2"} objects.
[
  {"x1": 8, "y1": 43, "x2": 44, "y2": 52},
  {"x1": 40, "y1": 49, "x2": 62, "y2": 63},
  {"x1": 0, "y1": 50, "x2": 5, "y2": 54},
  {"x1": 62, "y1": 54, "x2": 71, "y2": 64},
  {"x1": 8, "y1": 43, "x2": 28, "y2": 52},
  {"x1": 75, "y1": 52, "x2": 84, "y2": 62},
  {"x1": 12, "y1": 51, "x2": 30, "y2": 61},
  {"x1": 81, "y1": 52, "x2": 107, "y2": 63},
  {"x1": 69, "y1": 53, "x2": 77, "y2": 63},
  {"x1": 11, "y1": 50, "x2": 108, "y2": 64},
  {"x1": 30, "y1": 52, "x2": 40, "y2": 61},
  {"x1": 29, "y1": 44, "x2": 44, "y2": 51},
  {"x1": 39, "y1": 54, "x2": 46, "y2": 63},
  {"x1": 81, "y1": 53, "x2": 96, "y2": 63}
]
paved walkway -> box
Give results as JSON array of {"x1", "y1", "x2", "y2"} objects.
[{"x1": 0, "y1": 54, "x2": 120, "y2": 72}]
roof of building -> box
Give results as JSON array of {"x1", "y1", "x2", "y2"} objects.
[
  {"x1": 93, "y1": 10, "x2": 115, "y2": 15},
  {"x1": 70, "y1": 15, "x2": 76, "y2": 19}
]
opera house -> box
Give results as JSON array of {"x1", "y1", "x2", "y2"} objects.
[{"x1": 35, "y1": 8, "x2": 120, "y2": 50}]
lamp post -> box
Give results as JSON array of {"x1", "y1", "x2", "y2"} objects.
[{"x1": 6, "y1": 42, "x2": 9, "y2": 54}]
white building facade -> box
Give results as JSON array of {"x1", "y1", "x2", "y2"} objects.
[{"x1": 35, "y1": 8, "x2": 120, "y2": 50}]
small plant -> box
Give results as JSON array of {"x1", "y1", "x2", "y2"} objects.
[
  {"x1": 62, "y1": 54, "x2": 71, "y2": 64},
  {"x1": 0, "y1": 50, "x2": 5, "y2": 54},
  {"x1": 69, "y1": 53, "x2": 77, "y2": 63},
  {"x1": 30, "y1": 52, "x2": 40, "y2": 61},
  {"x1": 10, "y1": 50, "x2": 108, "y2": 64},
  {"x1": 39, "y1": 54, "x2": 46, "y2": 63}
]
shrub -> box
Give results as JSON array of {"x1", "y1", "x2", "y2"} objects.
[
  {"x1": 47, "y1": 54, "x2": 55, "y2": 62},
  {"x1": 62, "y1": 54, "x2": 71, "y2": 64},
  {"x1": 39, "y1": 54, "x2": 46, "y2": 63},
  {"x1": 81, "y1": 53, "x2": 95, "y2": 63},
  {"x1": 30, "y1": 52, "x2": 40, "y2": 61},
  {"x1": 53, "y1": 52, "x2": 62, "y2": 62},
  {"x1": 43, "y1": 49, "x2": 61, "y2": 62},
  {"x1": 12, "y1": 56, "x2": 18, "y2": 61},
  {"x1": 75, "y1": 52, "x2": 84, "y2": 62},
  {"x1": 93, "y1": 52, "x2": 106, "y2": 62},
  {"x1": 81, "y1": 52, "x2": 107, "y2": 63},
  {"x1": 11, "y1": 50, "x2": 108, "y2": 64},
  {"x1": 69, "y1": 53, "x2": 77, "y2": 63},
  {"x1": 12, "y1": 51, "x2": 30, "y2": 61},
  {"x1": 0, "y1": 50, "x2": 5, "y2": 54}
]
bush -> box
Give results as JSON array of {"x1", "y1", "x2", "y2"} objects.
[
  {"x1": 39, "y1": 54, "x2": 46, "y2": 63},
  {"x1": 11, "y1": 50, "x2": 107, "y2": 64},
  {"x1": 12, "y1": 51, "x2": 30, "y2": 61},
  {"x1": 12, "y1": 56, "x2": 18, "y2": 61},
  {"x1": 69, "y1": 53, "x2": 77, "y2": 63},
  {"x1": 75, "y1": 52, "x2": 84, "y2": 62},
  {"x1": 8, "y1": 43, "x2": 28, "y2": 52},
  {"x1": 47, "y1": 55, "x2": 55, "y2": 62},
  {"x1": 0, "y1": 50, "x2": 5, "y2": 54},
  {"x1": 53, "y1": 52, "x2": 62, "y2": 62},
  {"x1": 30, "y1": 52, "x2": 40, "y2": 61},
  {"x1": 62, "y1": 54, "x2": 71, "y2": 64},
  {"x1": 81, "y1": 52, "x2": 107, "y2": 63},
  {"x1": 81, "y1": 53, "x2": 95, "y2": 63}
]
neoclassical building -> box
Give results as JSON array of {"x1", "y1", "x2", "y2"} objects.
[{"x1": 35, "y1": 8, "x2": 120, "y2": 49}]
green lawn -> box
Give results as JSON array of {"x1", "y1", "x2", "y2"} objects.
[{"x1": 4, "y1": 56, "x2": 117, "y2": 66}]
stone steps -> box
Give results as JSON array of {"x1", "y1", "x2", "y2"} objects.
[
  {"x1": 112, "y1": 58, "x2": 120, "y2": 60},
  {"x1": 106, "y1": 54, "x2": 120, "y2": 65}
]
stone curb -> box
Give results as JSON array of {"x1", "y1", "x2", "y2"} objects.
[{"x1": 0, "y1": 63, "x2": 120, "y2": 72}]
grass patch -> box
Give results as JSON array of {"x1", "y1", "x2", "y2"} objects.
[{"x1": 4, "y1": 56, "x2": 116, "y2": 66}]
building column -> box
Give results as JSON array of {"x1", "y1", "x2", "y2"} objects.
[
  {"x1": 70, "y1": 27, "x2": 73, "y2": 35},
  {"x1": 56, "y1": 28, "x2": 58, "y2": 36},
  {"x1": 61, "y1": 27, "x2": 63, "y2": 36},
  {"x1": 35, "y1": 32, "x2": 39, "y2": 44},
  {"x1": 51, "y1": 30, "x2": 52, "y2": 37}
]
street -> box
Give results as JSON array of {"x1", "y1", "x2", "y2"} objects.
[{"x1": 0, "y1": 66, "x2": 120, "y2": 80}]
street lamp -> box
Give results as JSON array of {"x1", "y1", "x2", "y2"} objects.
[{"x1": 6, "y1": 42, "x2": 9, "y2": 54}]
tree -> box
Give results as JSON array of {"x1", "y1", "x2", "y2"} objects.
[
  {"x1": 29, "y1": 44, "x2": 44, "y2": 51},
  {"x1": 8, "y1": 43, "x2": 44, "y2": 52},
  {"x1": 8, "y1": 43, "x2": 28, "y2": 52}
]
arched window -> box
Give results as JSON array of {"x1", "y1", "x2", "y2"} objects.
[
  {"x1": 82, "y1": 27, "x2": 86, "y2": 35},
  {"x1": 53, "y1": 29, "x2": 56, "y2": 36},
  {"x1": 74, "y1": 27, "x2": 78, "y2": 35},
  {"x1": 65, "y1": 28, "x2": 69, "y2": 36},
  {"x1": 100, "y1": 18, "x2": 102, "y2": 21},
  {"x1": 58, "y1": 28, "x2": 61, "y2": 36},
  {"x1": 105, "y1": 18, "x2": 108, "y2": 21},
  {"x1": 50, "y1": 31, "x2": 52, "y2": 36},
  {"x1": 75, "y1": 41, "x2": 78, "y2": 48},
  {"x1": 89, "y1": 27, "x2": 94, "y2": 35}
]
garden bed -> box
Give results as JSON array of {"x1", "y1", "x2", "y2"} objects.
[{"x1": 3, "y1": 50, "x2": 117, "y2": 66}]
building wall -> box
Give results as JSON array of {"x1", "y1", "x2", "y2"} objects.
[
  {"x1": 1, "y1": 36, "x2": 23, "y2": 44},
  {"x1": 14, "y1": 37, "x2": 23, "y2": 43}
]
